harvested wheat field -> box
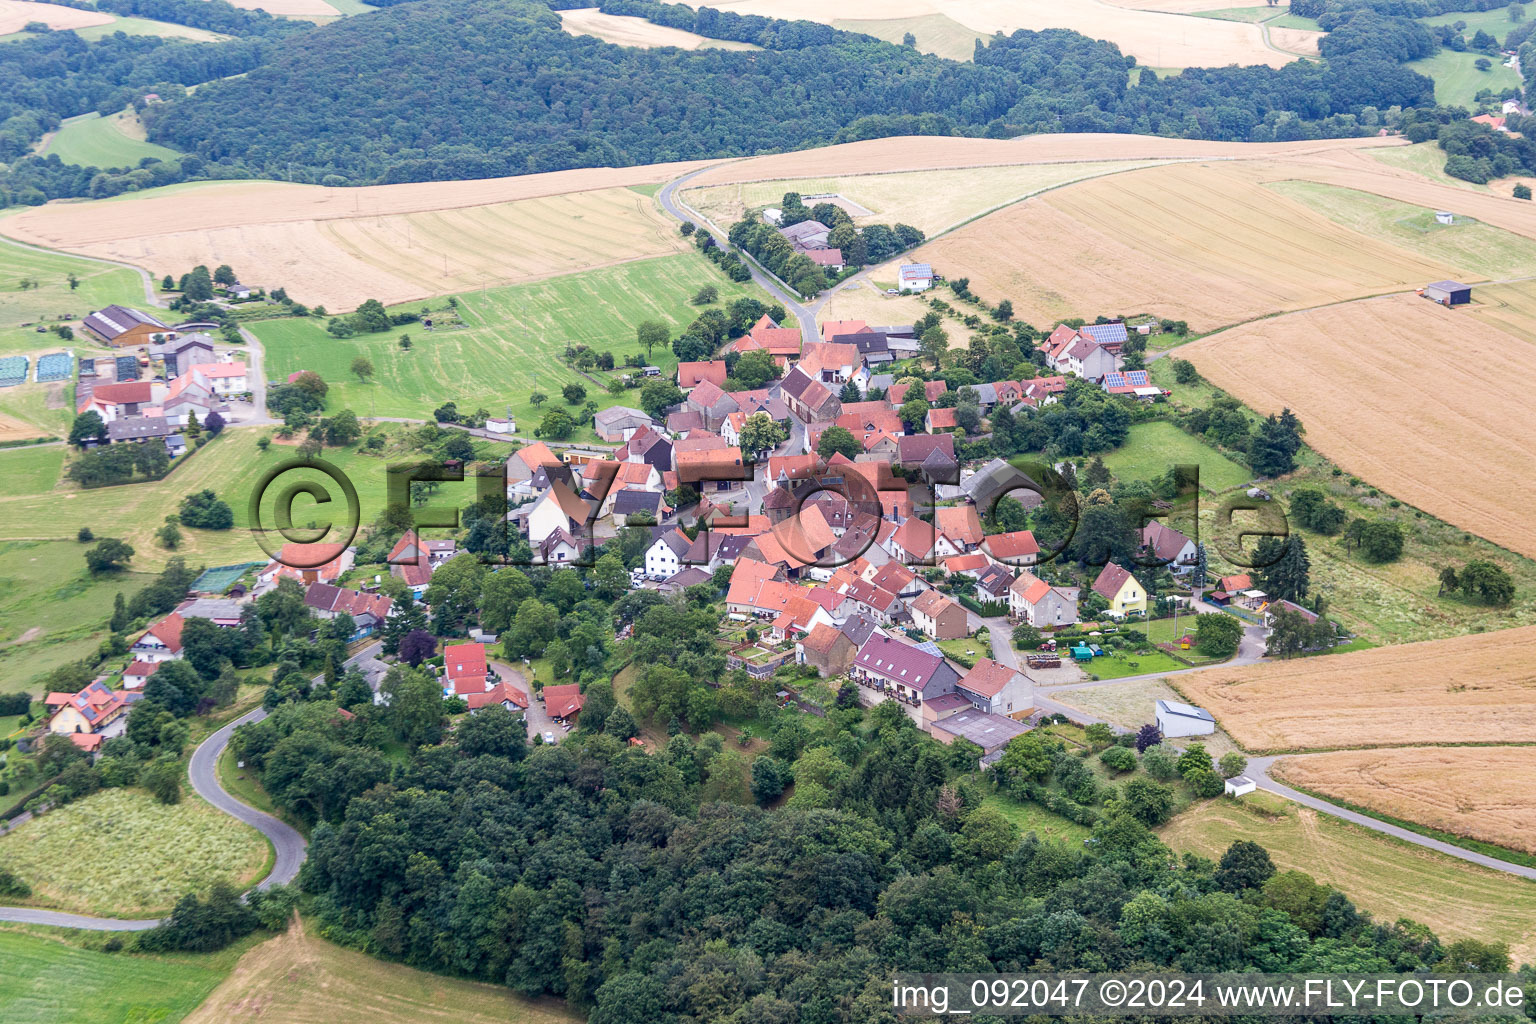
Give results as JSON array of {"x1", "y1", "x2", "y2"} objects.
[
  {"x1": 1269, "y1": 25, "x2": 1324, "y2": 55},
  {"x1": 1272, "y1": 748, "x2": 1536, "y2": 855},
  {"x1": 683, "y1": 160, "x2": 1163, "y2": 235},
  {"x1": 222, "y1": 0, "x2": 337, "y2": 15},
  {"x1": 186, "y1": 919, "x2": 578, "y2": 1024},
  {"x1": 1105, "y1": 0, "x2": 1266, "y2": 11},
  {"x1": 1181, "y1": 293, "x2": 1536, "y2": 557},
  {"x1": 561, "y1": 7, "x2": 757, "y2": 47},
  {"x1": 832, "y1": 13, "x2": 989, "y2": 61},
  {"x1": 689, "y1": 0, "x2": 1286, "y2": 67},
  {"x1": 1467, "y1": 279, "x2": 1536, "y2": 347},
  {"x1": 686, "y1": 133, "x2": 1401, "y2": 187},
  {"x1": 4, "y1": 179, "x2": 700, "y2": 310},
  {"x1": 907, "y1": 161, "x2": 1452, "y2": 330},
  {"x1": 1174, "y1": 625, "x2": 1536, "y2": 752},
  {"x1": 0, "y1": 0, "x2": 112, "y2": 33}
]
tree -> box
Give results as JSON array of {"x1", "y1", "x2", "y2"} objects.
[
  {"x1": 1250, "y1": 414, "x2": 1298, "y2": 476},
  {"x1": 1135, "y1": 723, "x2": 1161, "y2": 752},
  {"x1": 636, "y1": 320, "x2": 669, "y2": 359},
  {"x1": 1011, "y1": 623, "x2": 1041, "y2": 649},
  {"x1": 1458, "y1": 559, "x2": 1516, "y2": 605},
  {"x1": 142, "y1": 757, "x2": 183, "y2": 804},
  {"x1": 69, "y1": 411, "x2": 106, "y2": 448},
  {"x1": 179, "y1": 490, "x2": 234, "y2": 530},
  {"x1": 79, "y1": 526, "x2": 95, "y2": 543},
  {"x1": 457, "y1": 704, "x2": 527, "y2": 759},
  {"x1": 750, "y1": 755, "x2": 788, "y2": 805},
  {"x1": 919, "y1": 325, "x2": 948, "y2": 368},
  {"x1": 604, "y1": 706, "x2": 638, "y2": 741},
  {"x1": 157, "y1": 518, "x2": 182, "y2": 549},
  {"x1": 399, "y1": 629, "x2": 436, "y2": 666},
  {"x1": 737, "y1": 412, "x2": 787, "y2": 457},
  {"x1": 204, "y1": 410, "x2": 226, "y2": 437},
  {"x1": 591, "y1": 553, "x2": 629, "y2": 600},
  {"x1": 1121, "y1": 777, "x2": 1174, "y2": 825},
  {"x1": 1353, "y1": 520, "x2": 1403, "y2": 563},
  {"x1": 692, "y1": 284, "x2": 719, "y2": 305},
  {"x1": 1195, "y1": 613, "x2": 1243, "y2": 658},
  {"x1": 480, "y1": 568, "x2": 535, "y2": 634},
  {"x1": 85, "y1": 538, "x2": 134, "y2": 573},
  {"x1": 639, "y1": 379, "x2": 684, "y2": 419},
  {"x1": 1215, "y1": 840, "x2": 1275, "y2": 891},
  {"x1": 898, "y1": 396, "x2": 929, "y2": 431},
  {"x1": 537, "y1": 409, "x2": 574, "y2": 440},
  {"x1": 562, "y1": 383, "x2": 587, "y2": 405},
  {"x1": 994, "y1": 299, "x2": 1013, "y2": 322},
  {"x1": 1255, "y1": 535, "x2": 1309, "y2": 604},
  {"x1": 1173, "y1": 358, "x2": 1201, "y2": 385},
  {"x1": 902, "y1": 30, "x2": 916, "y2": 45},
  {"x1": 1100, "y1": 745, "x2": 1136, "y2": 773},
  {"x1": 351, "y1": 356, "x2": 374, "y2": 382},
  {"x1": 214, "y1": 264, "x2": 237, "y2": 286},
  {"x1": 730, "y1": 349, "x2": 779, "y2": 391},
  {"x1": 382, "y1": 664, "x2": 445, "y2": 747},
  {"x1": 1515, "y1": 183, "x2": 1532, "y2": 200},
  {"x1": 530, "y1": 391, "x2": 548, "y2": 408},
  {"x1": 1218, "y1": 752, "x2": 1248, "y2": 779},
  {"x1": 816, "y1": 425, "x2": 862, "y2": 460}
]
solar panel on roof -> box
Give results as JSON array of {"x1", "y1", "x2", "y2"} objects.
[
  {"x1": 1102, "y1": 372, "x2": 1125, "y2": 388},
  {"x1": 1125, "y1": 370, "x2": 1150, "y2": 386}
]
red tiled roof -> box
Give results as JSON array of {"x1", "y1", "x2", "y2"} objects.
[
  {"x1": 678, "y1": 360, "x2": 728, "y2": 389},
  {"x1": 144, "y1": 613, "x2": 185, "y2": 653},
  {"x1": 1092, "y1": 562, "x2": 1135, "y2": 602},
  {"x1": 466, "y1": 680, "x2": 529, "y2": 710},
  {"x1": 542, "y1": 682, "x2": 585, "y2": 718}
]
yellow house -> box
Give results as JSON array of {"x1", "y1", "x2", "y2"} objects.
[
  {"x1": 1091, "y1": 563, "x2": 1146, "y2": 617},
  {"x1": 46, "y1": 681, "x2": 130, "y2": 738}
]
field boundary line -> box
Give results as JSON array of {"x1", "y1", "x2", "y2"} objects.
[{"x1": 0, "y1": 228, "x2": 164, "y2": 309}]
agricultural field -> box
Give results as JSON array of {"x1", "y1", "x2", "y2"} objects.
[
  {"x1": 560, "y1": 7, "x2": 758, "y2": 48},
  {"x1": 831, "y1": 13, "x2": 990, "y2": 60},
  {"x1": 251, "y1": 254, "x2": 762, "y2": 424},
  {"x1": 1420, "y1": 6, "x2": 1528, "y2": 39},
  {"x1": 1173, "y1": 624, "x2": 1536, "y2": 752},
  {"x1": 1103, "y1": 0, "x2": 1267, "y2": 11},
  {"x1": 1369, "y1": 140, "x2": 1501, "y2": 192},
  {"x1": 906, "y1": 161, "x2": 1452, "y2": 331},
  {"x1": 185, "y1": 919, "x2": 582, "y2": 1024},
  {"x1": 0, "y1": 0, "x2": 111, "y2": 34},
  {"x1": 72, "y1": 14, "x2": 231, "y2": 40},
  {"x1": 0, "y1": 787, "x2": 269, "y2": 917},
  {"x1": 681, "y1": 159, "x2": 1162, "y2": 236},
  {"x1": 1161, "y1": 794, "x2": 1536, "y2": 966},
  {"x1": 682, "y1": 0, "x2": 1289, "y2": 68},
  {"x1": 1098, "y1": 421, "x2": 1251, "y2": 493},
  {"x1": 1180, "y1": 293, "x2": 1536, "y2": 559},
  {"x1": 0, "y1": 540, "x2": 156, "y2": 696},
  {"x1": 1406, "y1": 48, "x2": 1521, "y2": 109},
  {"x1": 1271, "y1": 748, "x2": 1536, "y2": 855},
  {"x1": 1465, "y1": 278, "x2": 1536, "y2": 345},
  {"x1": 0, "y1": 163, "x2": 715, "y2": 310},
  {"x1": 0, "y1": 928, "x2": 247, "y2": 1024},
  {"x1": 42, "y1": 111, "x2": 181, "y2": 170},
  {"x1": 0, "y1": 445, "x2": 63, "y2": 493},
  {"x1": 0, "y1": 236, "x2": 148, "y2": 357},
  {"x1": 1265, "y1": 179, "x2": 1536, "y2": 279}
]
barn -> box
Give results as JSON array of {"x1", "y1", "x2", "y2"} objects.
[{"x1": 1423, "y1": 280, "x2": 1471, "y2": 306}]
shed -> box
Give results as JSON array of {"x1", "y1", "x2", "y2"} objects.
[
  {"x1": 1155, "y1": 698, "x2": 1215, "y2": 738},
  {"x1": 1423, "y1": 280, "x2": 1471, "y2": 306},
  {"x1": 1433, "y1": 210, "x2": 1454, "y2": 225},
  {"x1": 1224, "y1": 775, "x2": 1257, "y2": 797}
]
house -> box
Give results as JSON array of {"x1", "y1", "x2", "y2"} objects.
[
  {"x1": 887, "y1": 517, "x2": 936, "y2": 565},
  {"x1": 485, "y1": 417, "x2": 516, "y2": 434},
  {"x1": 46, "y1": 680, "x2": 133, "y2": 737},
  {"x1": 147, "y1": 334, "x2": 214, "y2": 379},
  {"x1": 849, "y1": 635, "x2": 961, "y2": 724},
  {"x1": 523, "y1": 481, "x2": 592, "y2": 547},
  {"x1": 82, "y1": 305, "x2": 172, "y2": 347},
  {"x1": 187, "y1": 361, "x2": 248, "y2": 396},
  {"x1": 506, "y1": 441, "x2": 563, "y2": 498},
  {"x1": 1140, "y1": 521, "x2": 1198, "y2": 573},
  {"x1": 928, "y1": 707, "x2": 1030, "y2": 754},
  {"x1": 935, "y1": 505, "x2": 984, "y2": 553},
  {"x1": 303, "y1": 582, "x2": 393, "y2": 629},
  {"x1": 1101, "y1": 370, "x2": 1160, "y2": 401},
  {"x1": 955, "y1": 658, "x2": 1032, "y2": 717},
  {"x1": 838, "y1": 577, "x2": 902, "y2": 625},
  {"x1": 443, "y1": 642, "x2": 491, "y2": 696},
  {"x1": 1041, "y1": 324, "x2": 1121, "y2": 382},
  {"x1": 1423, "y1": 280, "x2": 1472, "y2": 306},
  {"x1": 685, "y1": 380, "x2": 739, "y2": 430},
  {"x1": 77, "y1": 380, "x2": 153, "y2": 423},
  {"x1": 624, "y1": 425, "x2": 673, "y2": 470},
  {"x1": 1224, "y1": 776, "x2": 1257, "y2": 797},
  {"x1": 175, "y1": 597, "x2": 245, "y2": 627},
  {"x1": 898, "y1": 263, "x2": 934, "y2": 292},
  {"x1": 542, "y1": 682, "x2": 585, "y2": 721},
  {"x1": 388, "y1": 530, "x2": 441, "y2": 595},
  {"x1": 593, "y1": 406, "x2": 653, "y2": 442},
  {"x1": 804, "y1": 248, "x2": 844, "y2": 271},
  {"x1": 1009, "y1": 572, "x2": 1079, "y2": 629},
  {"x1": 131, "y1": 613, "x2": 185, "y2": 663},
  {"x1": 612, "y1": 488, "x2": 664, "y2": 526},
  {"x1": 724, "y1": 558, "x2": 788, "y2": 616},
  {"x1": 677, "y1": 361, "x2": 728, "y2": 391},
  {"x1": 1155, "y1": 698, "x2": 1215, "y2": 737},
  {"x1": 121, "y1": 661, "x2": 159, "y2": 689},
  {"x1": 942, "y1": 552, "x2": 991, "y2": 578},
  {"x1": 974, "y1": 563, "x2": 1015, "y2": 604},
  {"x1": 1092, "y1": 563, "x2": 1146, "y2": 617},
  {"x1": 819, "y1": 319, "x2": 867, "y2": 341},
  {"x1": 646, "y1": 527, "x2": 693, "y2": 579},
  {"x1": 738, "y1": 315, "x2": 802, "y2": 364},
  {"x1": 258, "y1": 542, "x2": 352, "y2": 587},
  {"x1": 1265, "y1": 598, "x2": 1319, "y2": 627},
  {"x1": 538, "y1": 528, "x2": 585, "y2": 565},
  {"x1": 780, "y1": 366, "x2": 842, "y2": 422},
  {"x1": 887, "y1": 379, "x2": 947, "y2": 405},
  {"x1": 895, "y1": 433, "x2": 955, "y2": 471},
  {"x1": 1080, "y1": 322, "x2": 1129, "y2": 355},
  {"x1": 984, "y1": 530, "x2": 1039, "y2": 567},
  {"x1": 780, "y1": 219, "x2": 831, "y2": 250},
  {"x1": 466, "y1": 681, "x2": 529, "y2": 713},
  {"x1": 676, "y1": 447, "x2": 747, "y2": 493},
  {"x1": 910, "y1": 589, "x2": 968, "y2": 641},
  {"x1": 107, "y1": 416, "x2": 178, "y2": 445},
  {"x1": 797, "y1": 342, "x2": 860, "y2": 384},
  {"x1": 925, "y1": 406, "x2": 958, "y2": 433},
  {"x1": 796, "y1": 622, "x2": 858, "y2": 677}
]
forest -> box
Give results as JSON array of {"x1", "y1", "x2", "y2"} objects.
[{"x1": 141, "y1": 0, "x2": 1437, "y2": 186}]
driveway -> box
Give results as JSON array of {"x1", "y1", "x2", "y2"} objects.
[{"x1": 490, "y1": 660, "x2": 564, "y2": 744}]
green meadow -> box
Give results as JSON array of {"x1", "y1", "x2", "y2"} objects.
[
  {"x1": 43, "y1": 112, "x2": 181, "y2": 171},
  {"x1": 1098, "y1": 421, "x2": 1252, "y2": 493}
]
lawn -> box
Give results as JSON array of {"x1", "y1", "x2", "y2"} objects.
[
  {"x1": 1266, "y1": 180, "x2": 1536, "y2": 279},
  {"x1": 0, "y1": 234, "x2": 148, "y2": 357},
  {"x1": 249, "y1": 253, "x2": 767, "y2": 436},
  {"x1": 0, "y1": 444, "x2": 64, "y2": 493},
  {"x1": 1406, "y1": 48, "x2": 1521, "y2": 108},
  {"x1": 42, "y1": 111, "x2": 181, "y2": 171},
  {"x1": 1161, "y1": 793, "x2": 1536, "y2": 966},
  {"x1": 1078, "y1": 647, "x2": 1189, "y2": 680},
  {"x1": 936, "y1": 634, "x2": 991, "y2": 667},
  {"x1": 1099, "y1": 420, "x2": 1252, "y2": 493},
  {"x1": 0, "y1": 927, "x2": 249, "y2": 1024},
  {"x1": 0, "y1": 539, "x2": 156, "y2": 695},
  {"x1": 0, "y1": 787, "x2": 269, "y2": 917},
  {"x1": 981, "y1": 793, "x2": 1093, "y2": 846}
]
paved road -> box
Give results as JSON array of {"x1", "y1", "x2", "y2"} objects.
[{"x1": 657, "y1": 167, "x2": 821, "y2": 348}]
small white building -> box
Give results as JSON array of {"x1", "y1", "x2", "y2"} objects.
[
  {"x1": 1224, "y1": 775, "x2": 1257, "y2": 797},
  {"x1": 897, "y1": 263, "x2": 933, "y2": 292},
  {"x1": 1155, "y1": 698, "x2": 1215, "y2": 738},
  {"x1": 485, "y1": 417, "x2": 515, "y2": 434}
]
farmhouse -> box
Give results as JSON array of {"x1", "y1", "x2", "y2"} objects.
[
  {"x1": 780, "y1": 219, "x2": 831, "y2": 250},
  {"x1": 910, "y1": 589, "x2": 968, "y2": 641},
  {"x1": 466, "y1": 681, "x2": 529, "y2": 713},
  {"x1": 1009, "y1": 572, "x2": 1079, "y2": 629},
  {"x1": 1140, "y1": 521, "x2": 1197, "y2": 573},
  {"x1": 148, "y1": 334, "x2": 214, "y2": 379},
  {"x1": 82, "y1": 305, "x2": 173, "y2": 347},
  {"x1": 1423, "y1": 280, "x2": 1471, "y2": 306},
  {"x1": 542, "y1": 682, "x2": 585, "y2": 721},
  {"x1": 1041, "y1": 324, "x2": 1121, "y2": 382},
  {"x1": 780, "y1": 366, "x2": 842, "y2": 422},
  {"x1": 1155, "y1": 698, "x2": 1216, "y2": 738},
  {"x1": 677, "y1": 361, "x2": 728, "y2": 391},
  {"x1": 898, "y1": 263, "x2": 933, "y2": 292},
  {"x1": 46, "y1": 680, "x2": 135, "y2": 738},
  {"x1": 77, "y1": 380, "x2": 152, "y2": 423},
  {"x1": 131, "y1": 612, "x2": 185, "y2": 663},
  {"x1": 303, "y1": 583, "x2": 393, "y2": 635},
  {"x1": 796, "y1": 622, "x2": 858, "y2": 677},
  {"x1": 984, "y1": 530, "x2": 1039, "y2": 566},
  {"x1": 1092, "y1": 562, "x2": 1146, "y2": 617},
  {"x1": 849, "y1": 634, "x2": 961, "y2": 724},
  {"x1": 258, "y1": 542, "x2": 353, "y2": 587},
  {"x1": 187, "y1": 361, "x2": 249, "y2": 396}
]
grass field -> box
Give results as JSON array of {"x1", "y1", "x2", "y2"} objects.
[
  {"x1": 560, "y1": 7, "x2": 758, "y2": 48},
  {"x1": 1368, "y1": 140, "x2": 1498, "y2": 192},
  {"x1": 0, "y1": 787, "x2": 269, "y2": 916},
  {"x1": 1161, "y1": 794, "x2": 1536, "y2": 965},
  {"x1": 1181, "y1": 292, "x2": 1536, "y2": 559},
  {"x1": 43, "y1": 111, "x2": 181, "y2": 170},
  {"x1": 1406, "y1": 48, "x2": 1521, "y2": 108},
  {"x1": 1266, "y1": 179, "x2": 1536, "y2": 279},
  {"x1": 1420, "y1": 6, "x2": 1526, "y2": 39},
  {"x1": 0, "y1": 235, "x2": 147, "y2": 357},
  {"x1": 1173, "y1": 624, "x2": 1536, "y2": 752},
  {"x1": 250, "y1": 254, "x2": 763, "y2": 426},
  {"x1": 72, "y1": 14, "x2": 230, "y2": 40},
  {"x1": 682, "y1": 159, "x2": 1163, "y2": 237},
  {"x1": 186, "y1": 919, "x2": 581, "y2": 1024},
  {"x1": 221, "y1": 0, "x2": 337, "y2": 14},
  {"x1": 0, "y1": 927, "x2": 249, "y2": 1024},
  {"x1": 1099, "y1": 421, "x2": 1251, "y2": 492},
  {"x1": 0, "y1": 539, "x2": 156, "y2": 695},
  {"x1": 831, "y1": 13, "x2": 990, "y2": 60},
  {"x1": 0, "y1": 444, "x2": 63, "y2": 492},
  {"x1": 1271, "y1": 747, "x2": 1536, "y2": 855},
  {"x1": 981, "y1": 793, "x2": 1093, "y2": 845},
  {"x1": 907, "y1": 161, "x2": 1453, "y2": 331},
  {"x1": 1078, "y1": 647, "x2": 1192, "y2": 680}
]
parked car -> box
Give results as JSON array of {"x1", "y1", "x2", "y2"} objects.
[{"x1": 543, "y1": 731, "x2": 555, "y2": 744}]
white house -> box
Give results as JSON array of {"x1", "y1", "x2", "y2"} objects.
[
  {"x1": 130, "y1": 613, "x2": 185, "y2": 664},
  {"x1": 485, "y1": 417, "x2": 515, "y2": 434},
  {"x1": 1156, "y1": 698, "x2": 1215, "y2": 738},
  {"x1": 898, "y1": 263, "x2": 933, "y2": 292},
  {"x1": 187, "y1": 361, "x2": 248, "y2": 396},
  {"x1": 645, "y1": 527, "x2": 691, "y2": 579},
  {"x1": 1224, "y1": 776, "x2": 1256, "y2": 797},
  {"x1": 524, "y1": 482, "x2": 590, "y2": 547}
]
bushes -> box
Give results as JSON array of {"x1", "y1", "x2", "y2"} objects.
[
  {"x1": 136, "y1": 881, "x2": 257, "y2": 953},
  {"x1": 1100, "y1": 745, "x2": 1137, "y2": 773}
]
